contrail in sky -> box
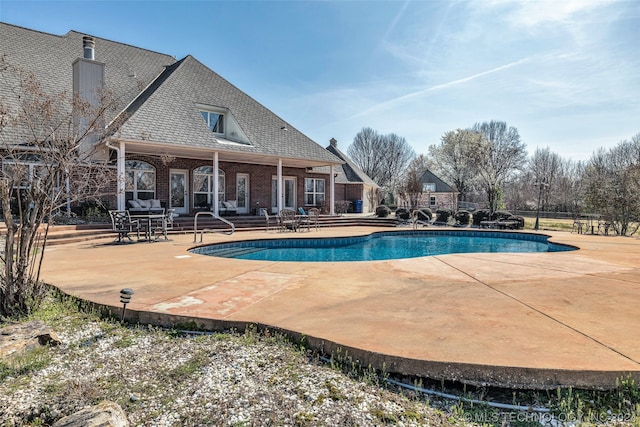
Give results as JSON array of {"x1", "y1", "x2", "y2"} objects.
[{"x1": 350, "y1": 57, "x2": 532, "y2": 119}]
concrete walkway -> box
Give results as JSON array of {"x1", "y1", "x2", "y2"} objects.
[{"x1": 39, "y1": 227, "x2": 640, "y2": 389}]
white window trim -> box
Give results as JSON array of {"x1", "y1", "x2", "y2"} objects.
[{"x1": 304, "y1": 177, "x2": 325, "y2": 206}]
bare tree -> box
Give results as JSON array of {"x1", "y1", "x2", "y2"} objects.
[
  {"x1": 397, "y1": 154, "x2": 429, "y2": 209},
  {"x1": 583, "y1": 133, "x2": 640, "y2": 235},
  {"x1": 557, "y1": 159, "x2": 585, "y2": 214},
  {"x1": 528, "y1": 147, "x2": 562, "y2": 211},
  {"x1": 0, "y1": 57, "x2": 115, "y2": 318},
  {"x1": 347, "y1": 127, "x2": 415, "y2": 204},
  {"x1": 472, "y1": 121, "x2": 527, "y2": 213},
  {"x1": 428, "y1": 129, "x2": 484, "y2": 202}
]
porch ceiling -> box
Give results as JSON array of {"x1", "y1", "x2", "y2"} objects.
[{"x1": 118, "y1": 139, "x2": 342, "y2": 169}]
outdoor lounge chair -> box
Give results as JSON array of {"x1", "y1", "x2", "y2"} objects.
[
  {"x1": 109, "y1": 210, "x2": 140, "y2": 243},
  {"x1": 218, "y1": 200, "x2": 238, "y2": 216}
]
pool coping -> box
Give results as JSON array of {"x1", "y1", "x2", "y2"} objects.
[{"x1": 40, "y1": 226, "x2": 640, "y2": 390}]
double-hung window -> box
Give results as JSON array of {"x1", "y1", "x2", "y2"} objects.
[
  {"x1": 304, "y1": 178, "x2": 325, "y2": 206},
  {"x1": 193, "y1": 166, "x2": 225, "y2": 208},
  {"x1": 201, "y1": 111, "x2": 224, "y2": 134}
]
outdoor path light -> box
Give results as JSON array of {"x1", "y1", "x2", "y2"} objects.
[
  {"x1": 120, "y1": 288, "x2": 134, "y2": 322},
  {"x1": 534, "y1": 178, "x2": 549, "y2": 231}
]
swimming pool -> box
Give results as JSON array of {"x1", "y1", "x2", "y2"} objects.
[{"x1": 190, "y1": 230, "x2": 576, "y2": 262}]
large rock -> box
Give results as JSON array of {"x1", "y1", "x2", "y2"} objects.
[
  {"x1": 52, "y1": 401, "x2": 129, "y2": 427},
  {"x1": 0, "y1": 320, "x2": 62, "y2": 359}
]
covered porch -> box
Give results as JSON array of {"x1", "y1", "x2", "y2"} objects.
[{"x1": 106, "y1": 140, "x2": 341, "y2": 217}]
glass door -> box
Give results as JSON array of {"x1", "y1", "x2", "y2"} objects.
[
  {"x1": 271, "y1": 177, "x2": 296, "y2": 213},
  {"x1": 236, "y1": 173, "x2": 249, "y2": 214},
  {"x1": 170, "y1": 169, "x2": 189, "y2": 215}
]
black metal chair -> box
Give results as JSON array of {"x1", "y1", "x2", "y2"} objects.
[
  {"x1": 109, "y1": 210, "x2": 140, "y2": 243},
  {"x1": 152, "y1": 208, "x2": 175, "y2": 240}
]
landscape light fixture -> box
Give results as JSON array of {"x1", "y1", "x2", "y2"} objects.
[
  {"x1": 534, "y1": 178, "x2": 549, "y2": 231},
  {"x1": 119, "y1": 288, "x2": 135, "y2": 323}
]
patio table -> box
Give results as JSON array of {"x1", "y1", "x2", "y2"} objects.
[
  {"x1": 130, "y1": 213, "x2": 166, "y2": 242},
  {"x1": 296, "y1": 214, "x2": 310, "y2": 232}
]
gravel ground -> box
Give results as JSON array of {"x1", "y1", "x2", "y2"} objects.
[{"x1": 0, "y1": 316, "x2": 467, "y2": 426}]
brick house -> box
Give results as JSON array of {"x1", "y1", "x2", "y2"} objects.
[
  {"x1": 417, "y1": 169, "x2": 458, "y2": 212},
  {"x1": 323, "y1": 138, "x2": 379, "y2": 213},
  {"x1": 0, "y1": 23, "x2": 343, "y2": 216}
]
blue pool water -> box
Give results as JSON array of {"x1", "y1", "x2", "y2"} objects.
[{"x1": 190, "y1": 230, "x2": 576, "y2": 262}]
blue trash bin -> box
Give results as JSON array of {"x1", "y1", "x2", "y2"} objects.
[{"x1": 355, "y1": 200, "x2": 363, "y2": 213}]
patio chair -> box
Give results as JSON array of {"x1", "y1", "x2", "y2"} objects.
[
  {"x1": 279, "y1": 209, "x2": 298, "y2": 232},
  {"x1": 572, "y1": 218, "x2": 585, "y2": 234},
  {"x1": 109, "y1": 210, "x2": 140, "y2": 243},
  {"x1": 307, "y1": 207, "x2": 320, "y2": 231},
  {"x1": 261, "y1": 208, "x2": 276, "y2": 232},
  {"x1": 598, "y1": 219, "x2": 613, "y2": 236},
  {"x1": 152, "y1": 208, "x2": 175, "y2": 240}
]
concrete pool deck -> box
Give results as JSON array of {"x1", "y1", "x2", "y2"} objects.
[{"x1": 40, "y1": 227, "x2": 640, "y2": 389}]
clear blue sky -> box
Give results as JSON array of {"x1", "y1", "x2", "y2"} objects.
[{"x1": 1, "y1": 0, "x2": 638, "y2": 161}]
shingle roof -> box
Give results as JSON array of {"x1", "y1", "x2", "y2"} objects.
[
  {"x1": 420, "y1": 169, "x2": 455, "y2": 193},
  {"x1": 117, "y1": 56, "x2": 340, "y2": 163},
  {"x1": 325, "y1": 141, "x2": 378, "y2": 187},
  {"x1": 0, "y1": 23, "x2": 176, "y2": 123},
  {"x1": 0, "y1": 23, "x2": 341, "y2": 165}
]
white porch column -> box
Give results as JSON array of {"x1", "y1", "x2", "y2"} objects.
[
  {"x1": 330, "y1": 164, "x2": 335, "y2": 216},
  {"x1": 277, "y1": 158, "x2": 283, "y2": 213},
  {"x1": 213, "y1": 152, "x2": 219, "y2": 216},
  {"x1": 117, "y1": 141, "x2": 126, "y2": 211}
]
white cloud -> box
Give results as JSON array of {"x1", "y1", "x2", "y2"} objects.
[{"x1": 494, "y1": 0, "x2": 615, "y2": 28}]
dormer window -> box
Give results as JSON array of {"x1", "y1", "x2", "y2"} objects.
[{"x1": 201, "y1": 111, "x2": 224, "y2": 134}]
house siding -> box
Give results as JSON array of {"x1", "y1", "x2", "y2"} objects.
[{"x1": 120, "y1": 155, "x2": 332, "y2": 215}]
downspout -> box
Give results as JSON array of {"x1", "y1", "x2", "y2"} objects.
[
  {"x1": 105, "y1": 139, "x2": 126, "y2": 211},
  {"x1": 330, "y1": 164, "x2": 335, "y2": 216}
]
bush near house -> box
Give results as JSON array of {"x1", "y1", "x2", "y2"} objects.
[
  {"x1": 376, "y1": 205, "x2": 391, "y2": 217},
  {"x1": 335, "y1": 200, "x2": 352, "y2": 214},
  {"x1": 414, "y1": 208, "x2": 432, "y2": 221},
  {"x1": 472, "y1": 209, "x2": 491, "y2": 226},
  {"x1": 395, "y1": 207, "x2": 410, "y2": 221},
  {"x1": 434, "y1": 209, "x2": 454, "y2": 224},
  {"x1": 454, "y1": 210, "x2": 472, "y2": 225},
  {"x1": 509, "y1": 215, "x2": 525, "y2": 229},
  {"x1": 491, "y1": 210, "x2": 513, "y2": 221}
]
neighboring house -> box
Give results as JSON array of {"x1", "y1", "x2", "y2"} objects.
[
  {"x1": 323, "y1": 138, "x2": 379, "y2": 213},
  {"x1": 417, "y1": 169, "x2": 458, "y2": 212},
  {"x1": 0, "y1": 23, "x2": 343, "y2": 216}
]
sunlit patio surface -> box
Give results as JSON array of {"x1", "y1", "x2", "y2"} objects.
[{"x1": 40, "y1": 226, "x2": 640, "y2": 389}]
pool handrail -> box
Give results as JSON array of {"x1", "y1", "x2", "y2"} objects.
[{"x1": 193, "y1": 211, "x2": 235, "y2": 242}]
